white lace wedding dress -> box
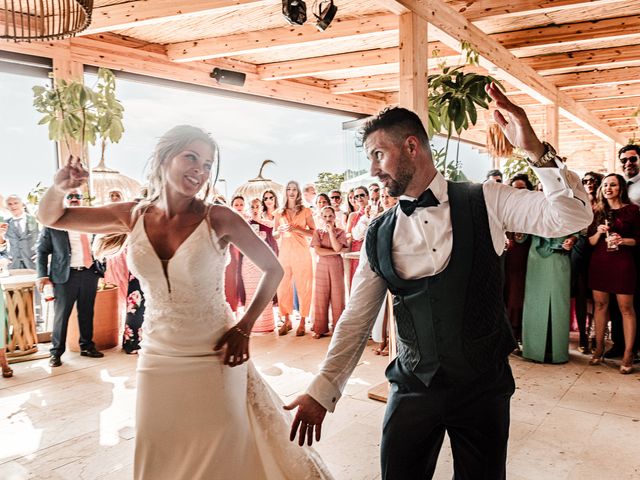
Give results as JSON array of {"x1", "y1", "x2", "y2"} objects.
[{"x1": 128, "y1": 213, "x2": 333, "y2": 480}]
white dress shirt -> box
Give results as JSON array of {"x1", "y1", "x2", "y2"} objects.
[
  {"x1": 307, "y1": 161, "x2": 593, "y2": 412},
  {"x1": 68, "y1": 231, "x2": 87, "y2": 268},
  {"x1": 626, "y1": 172, "x2": 640, "y2": 207}
]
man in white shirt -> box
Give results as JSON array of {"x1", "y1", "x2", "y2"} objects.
[{"x1": 285, "y1": 84, "x2": 593, "y2": 479}]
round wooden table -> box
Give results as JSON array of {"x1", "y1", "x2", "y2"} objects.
[{"x1": 0, "y1": 269, "x2": 38, "y2": 357}]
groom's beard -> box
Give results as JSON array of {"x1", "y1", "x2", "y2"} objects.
[{"x1": 382, "y1": 153, "x2": 414, "y2": 197}]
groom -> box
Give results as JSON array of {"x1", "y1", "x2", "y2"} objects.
[{"x1": 286, "y1": 84, "x2": 593, "y2": 479}]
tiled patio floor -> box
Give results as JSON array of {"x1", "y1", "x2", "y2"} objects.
[{"x1": 1, "y1": 331, "x2": 639, "y2": 479}]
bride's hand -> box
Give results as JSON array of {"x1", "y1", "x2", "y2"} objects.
[
  {"x1": 53, "y1": 155, "x2": 90, "y2": 190},
  {"x1": 214, "y1": 324, "x2": 251, "y2": 367},
  {"x1": 284, "y1": 394, "x2": 327, "y2": 446}
]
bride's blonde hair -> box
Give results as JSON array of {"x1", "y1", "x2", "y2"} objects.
[{"x1": 137, "y1": 125, "x2": 220, "y2": 212}]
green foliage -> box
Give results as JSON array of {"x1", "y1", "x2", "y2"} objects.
[
  {"x1": 26, "y1": 182, "x2": 48, "y2": 206},
  {"x1": 32, "y1": 68, "x2": 124, "y2": 160},
  {"x1": 502, "y1": 150, "x2": 538, "y2": 186},
  {"x1": 431, "y1": 145, "x2": 468, "y2": 182},
  {"x1": 316, "y1": 172, "x2": 345, "y2": 193},
  {"x1": 427, "y1": 66, "x2": 502, "y2": 138}
]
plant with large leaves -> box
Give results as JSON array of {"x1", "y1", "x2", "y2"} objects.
[
  {"x1": 32, "y1": 67, "x2": 124, "y2": 165},
  {"x1": 427, "y1": 65, "x2": 503, "y2": 180}
]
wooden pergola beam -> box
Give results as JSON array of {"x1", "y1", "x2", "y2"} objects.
[
  {"x1": 166, "y1": 14, "x2": 399, "y2": 62},
  {"x1": 257, "y1": 44, "x2": 458, "y2": 80},
  {"x1": 447, "y1": 0, "x2": 623, "y2": 21},
  {"x1": 579, "y1": 97, "x2": 640, "y2": 111},
  {"x1": 525, "y1": 45, "x2": 640, "y2": 74},
  {"x1": 82, "y1": 0, "x2": 273, "y2": 35},
  {"x1": 390, "y1": 0, "x2": 626, "y2": 145},
  {"x1": 494, "y1": 15, "x2": 640, "y2": 51},
  {"x1": 563, "y1": 82, "x2": 640, "y2": 101},
  {"x1": 548, "y1": 66, "x2": 640, "y2": 88},
  {"x1": 0, "y1": 35, "x2": 384, "y2": 115}
]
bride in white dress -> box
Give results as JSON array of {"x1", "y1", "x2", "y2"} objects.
[{"x1": 37, "y1": 126, "x2": 333, "y2": 480}]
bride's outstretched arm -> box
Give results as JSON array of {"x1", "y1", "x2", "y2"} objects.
[
  {"x1": 38, "y1": 158, "x2": 134, "y2": 234},
  {"x1": 213, "y1": 206, "x2": 284, "y2": 366}
]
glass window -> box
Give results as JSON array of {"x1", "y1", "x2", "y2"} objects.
[{"x1": 0, "y1": 58, "x2": 57, "y2": 206}]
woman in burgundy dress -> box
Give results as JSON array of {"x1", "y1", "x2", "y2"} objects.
[
  {"x1": 588, "y1": 173, "x2": 640, "y2": 374},
  {"x1": 503, "y1": 174, "x2": 534, "y2": 344}
]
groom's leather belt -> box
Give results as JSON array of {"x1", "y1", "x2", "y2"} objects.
[{"x1": 69, "y1": 266, "x2": 89, "y2": 271}]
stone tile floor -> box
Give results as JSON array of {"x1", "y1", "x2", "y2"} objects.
[{"x1": 0, "y1": 332, "x2": 639, "y2": 479}]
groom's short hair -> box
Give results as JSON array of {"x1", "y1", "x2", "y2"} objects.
[{"x1": 360, "y1": 107, "x2": 430, "y2": 148}]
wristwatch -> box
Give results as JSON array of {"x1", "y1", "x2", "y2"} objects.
[{"x1": 528, "y1": 141, "x2": 558, "y2": 168}]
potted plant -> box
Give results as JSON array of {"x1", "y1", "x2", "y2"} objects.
[{"x1": 32, "y1": 67, "x2": 125, "y2": 193}]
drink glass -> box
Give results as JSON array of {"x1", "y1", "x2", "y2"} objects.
[{"x1": 606, "y1": 233, "x2": 619, "y2": 252}]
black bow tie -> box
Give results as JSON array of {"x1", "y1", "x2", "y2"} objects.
[{"x1": 399, "y1": 189, "x2": 440, "y2": 216}]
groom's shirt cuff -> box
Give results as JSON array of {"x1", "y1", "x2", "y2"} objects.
[{"x1": 307, "y1": 375, "x2": 342, "y2": 412}]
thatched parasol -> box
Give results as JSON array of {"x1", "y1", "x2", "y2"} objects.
[
  {"x1": 233, "y1": 160, "x2": 284, "y2": 202},
  {"x1": 90, "y1": 158, "x2": 142, "y2": 205}
]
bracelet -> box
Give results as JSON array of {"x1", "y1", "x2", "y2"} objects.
[{"x1": 234, "y1": 325, "x2": 250, "y2": 338}]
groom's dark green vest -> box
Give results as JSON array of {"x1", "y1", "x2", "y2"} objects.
[{"x1": 365, "y1": 181, "x2": 516, "y2": 386}]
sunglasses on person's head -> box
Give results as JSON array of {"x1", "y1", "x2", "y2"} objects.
[
  {"x1": 330, "y1": 195, "x2": 341, "y2": 200},
  {"x1": 620, "y1": 155, "x2": 639, "y2": 165},
  {"x1": 263, "y1": 195, "x2": 275, "y2": 200},
  {"x1": 66, "y1": 194, "x2": 82, "y2": 200},
  {"x1": 582, "y1": 178, "x2": 595, "y2": 185},
  {"x1": 354, "y1": 193, "x2": 367, "y2": 199}
]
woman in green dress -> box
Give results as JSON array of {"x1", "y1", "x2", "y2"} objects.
[{"x1": 522, "y1": 235, "x2": 577, "y2": 363}]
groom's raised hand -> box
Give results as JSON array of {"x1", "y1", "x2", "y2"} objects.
[
  {"x1": 485, "y1": 83, "x2": 546, "y2": 161},
  {"x1": 284, "y1": 394, "x2": 327, "y2": 447}
]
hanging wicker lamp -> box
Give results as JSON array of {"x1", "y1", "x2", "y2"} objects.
[
  {"x1": 1, "y1": 0, "x2": 93, "y2": 42},
  {"x1": 233, "y1": 160, "x2": 284, "y2": 202},
  {"x1": 90, "y1": 158, "x2": 141, "y2": 206}
]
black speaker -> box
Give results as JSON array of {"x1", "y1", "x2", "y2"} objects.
[{"x1": 210, "y1": 68, "x2": 246, "y2": 87}]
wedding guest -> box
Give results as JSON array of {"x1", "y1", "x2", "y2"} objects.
[
  {"x1": 274, "y1": 181, "x2": 315, "y2": 336},
  {"x1": 225, "y1": 195, "x2": 246, "y2": 313},
  {"x1": 36, "y1": 189, "x2": 104, "y2": 368},
  {"x1": 587, "y1": 173, "x2": 639, "y2": 374},
  {"x1": 522, "y1": 234, "x2": 576, "y2": 363},
  {"x1": 329, "y1": 189, "x2": 348, "y2": 228},
  {"x1": 347, "y1": 188, "x2": 357, "y2": 214},
  {"x1": 0, "y1": 283, "x2": 12, "y2": 378},
  {"x1": 504, "y1": 174, "x2": 533, "y2": 344},
  {"x1": 314, "y1": 193, "x2": 331, "y2": 224},
  {"x1": 379, "y1": 186, "x2": 398, "y2": 210},
  {"x1": 258, "y1": 189, "x2": 279, "y2": 255},
  {"x1": 245, "y1": 198, "x2": 275, "y2": 333},
  {"x1": 311, "y1": 206, "x2": 348, "y2": 338},
  {"x1": 346, "y1": 186, "x2": 369, "y2": 286},
  {"x1": 4, "y1": 195, "x2": 39, "y2": 269},
  {"x1": 571, "y1": 172, "x2": 603, "y2": 353},
  {"x1": 485, "y1": 169, "x2": 503, "y2": 183},
  {"x1": 303, "y1": 183, "x2": 317, "y2": 209}
]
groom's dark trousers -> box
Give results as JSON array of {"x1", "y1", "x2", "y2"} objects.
[{"x1": 381, "y1": 360, "x2": 514, "y2": 480}]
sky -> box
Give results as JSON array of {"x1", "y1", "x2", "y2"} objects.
[{"x1": 0, "y1": 65, "x2": 491, "y2": 205}]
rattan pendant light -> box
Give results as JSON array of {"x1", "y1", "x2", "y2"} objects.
[{"x1": 1, "y1": 0, "x2": 93, "y2": 41}]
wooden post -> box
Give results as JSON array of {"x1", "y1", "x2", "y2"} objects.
[
  {"x1": 398, "y1": 12, "x2": 428, "y2": 124},
  {"x1": 52, "y1": 44, "x2": 85, "y2": 168},
  {"x1": 545, "y1": 104, "x2": 559, "y2": 152},
  {"x1": 609, "y1": 141, "x2": 617, "y2": 173}
]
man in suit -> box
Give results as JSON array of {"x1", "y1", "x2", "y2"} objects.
[
  {"x1": 617, "y1": 144, "x2": 640, "y2": 361},
  {"x1": 4, "y1": 195, "x2": 40, "y2": 270},
  {"x1": 286, "y1": 85, "x2": 593, "y2": 479},
  {"x1": 36, "y1": 189, "x2": 103, "y2": 367}
]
